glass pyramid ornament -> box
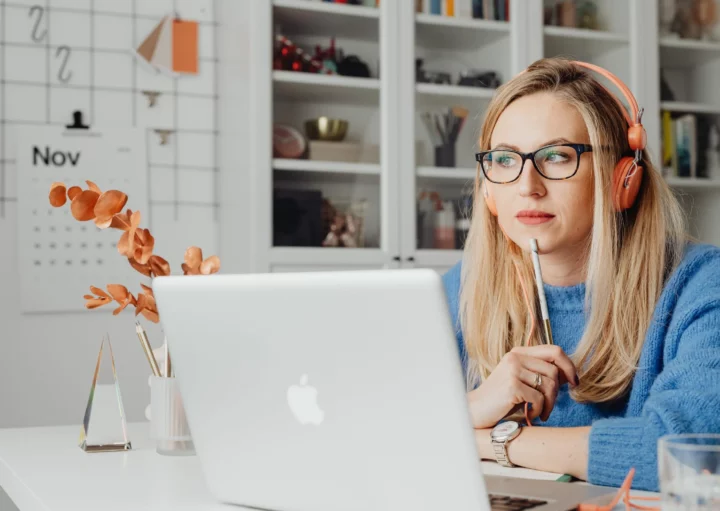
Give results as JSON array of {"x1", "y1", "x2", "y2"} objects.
[{"x1": 78, "y1": 335, "x2": 132, "y2": 452}]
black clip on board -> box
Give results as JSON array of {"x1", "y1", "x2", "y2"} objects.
[
  {"x1": 64, "y1": 110, "x2": 101, "y2": 138},
  {"x1": 66, "y1": 110, "x2": 89, "y2": 130}
]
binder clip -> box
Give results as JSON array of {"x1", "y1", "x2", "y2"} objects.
[{"x1": 66, "y1": 110, "x2": 89, "y2": 130}]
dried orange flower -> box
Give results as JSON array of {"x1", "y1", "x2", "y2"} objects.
[
  {"x1": 84, "y1": 286, "x2": 113, "y2": 310},
  {"x1": 94, "y1": 190, "x2": 128, "y2": 229},
  {"x1": 49, "y1": 182, "x2": 67, "y2": 207},
  {"x1": 149, "y1": 255, "x2": 170, "y2": 276},
  {"x1": 68, "y1": 186, "x2": 82, "y2": 200},
  {"x1": 182, "y1": 247, "x2": 221, "y2": 275},
  {"x1": 110, "y1": 209, "x2": 133, "y2": 231},
  {"x1": 106, "y1": 284, "x2": 137, "y2": 315},
  {"x1": 135, "y1": 284, "x2": 159, "y2": 323},
  {"x1": 50, "y1": 181, "x2": 220, "y2": 323},
  {"x1": 71, "y1": 191, "x2": 98, "y2": 221}
]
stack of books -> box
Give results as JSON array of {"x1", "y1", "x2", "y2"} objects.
[
  {"x1": 661, "y1": 111, "x2": 713, "y2": 179},
  {"x1": 418, "y1": 0, "x2": 510, "y2": 21}
]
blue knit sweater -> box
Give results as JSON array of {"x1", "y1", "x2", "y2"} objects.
[{"x1": 442, "y1": 242, "x2": 720, "y2": 491}]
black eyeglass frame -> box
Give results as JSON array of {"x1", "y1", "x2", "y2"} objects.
[{"x1": 475, "y1": 143, "x2": 593, "y2": 184}]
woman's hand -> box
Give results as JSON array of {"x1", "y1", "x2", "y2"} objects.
[{"x1": 467, "y1": 345, "x2": 579, "y2": 429}]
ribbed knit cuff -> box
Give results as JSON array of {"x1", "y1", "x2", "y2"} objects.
[{"x1": 588, "y1": 417, "x2": 658, "y2": 491}]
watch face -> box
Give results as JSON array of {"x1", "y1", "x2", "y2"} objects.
[{"x1": 492, "y1": 421, "x2": 520, "y2": 440}]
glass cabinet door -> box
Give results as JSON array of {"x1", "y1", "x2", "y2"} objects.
[
  {"x1": 401, "y1": 1, "x2": 513, "y2": 274},
  {"x1": 267, "y1": 0, "x2": 396, "y2": 273}
]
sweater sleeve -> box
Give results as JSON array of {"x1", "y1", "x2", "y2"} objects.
[
  {"x1": 441, "y1": 262, "x2": 466, "y2": 364},
  {"x1": 588, "y1": 251, "x2": 720, "y2": 491}
]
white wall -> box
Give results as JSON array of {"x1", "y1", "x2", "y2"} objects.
[{"x1": 0, "y1": 0, "x2": 223, "y2": 428}]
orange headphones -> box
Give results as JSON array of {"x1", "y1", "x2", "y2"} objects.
[{"x1": 483, "y1": 60, "x2": 647, "y2": 216}]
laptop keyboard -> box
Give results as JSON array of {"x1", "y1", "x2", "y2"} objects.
[{"x1": 489, "y1": 494, "x2": 547, "y2": 510}]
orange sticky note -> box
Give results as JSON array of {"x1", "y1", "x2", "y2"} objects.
[{"x1": 172, "y1": 19, "x2": 198, "y2": 75}]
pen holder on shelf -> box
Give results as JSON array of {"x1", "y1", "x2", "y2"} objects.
[
  {"x1": 434, "y1": 143, "x2": 456, "y2": 168},
  {"x1": 421, "y1": 107, "x2": 467, "y2": 169},
  {"x1": 149, "y1": 375, "x2": 195, "y2": 456}
]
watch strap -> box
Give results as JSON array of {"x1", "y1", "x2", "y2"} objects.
[{"x1": 492, "y1": 439, "x2": 515, "y2": 468}]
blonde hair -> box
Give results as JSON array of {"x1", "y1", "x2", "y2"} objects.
[{"x1": 459, "y1": 57, "x2": 687, "y2": 403}]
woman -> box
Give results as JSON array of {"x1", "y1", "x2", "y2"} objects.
[{"x1": 442, "y1": 57, "x2": 720, "y2": 491}]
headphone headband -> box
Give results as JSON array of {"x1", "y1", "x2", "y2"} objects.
[{"x1": 570, "y1": 61, "x2": 641, "y2": 126}]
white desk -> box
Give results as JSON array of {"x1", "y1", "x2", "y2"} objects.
[
  {"x1": 0, "y1": 422, "x2": 229, "y2": 511},
  {"x1": 0, "y1": 422, "x2": 653, "y2": 511}
]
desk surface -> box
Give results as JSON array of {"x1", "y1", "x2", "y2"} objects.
[{"x1": 0, "y1": 422, "x2": 651, "y2": 511}]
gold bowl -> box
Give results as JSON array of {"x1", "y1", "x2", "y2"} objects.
[{"x1": 304, "y1": 117, "x2": 349, "y2": 141}]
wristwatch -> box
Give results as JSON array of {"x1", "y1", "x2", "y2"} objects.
[{"x1": 490, "y1": 421, "x2": 523, "y2": 468}]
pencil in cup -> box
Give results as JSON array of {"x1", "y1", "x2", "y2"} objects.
[
  {"x1": 135, "y1": 322, "x2": 161, "y2": 377},
  {"x1": 420, "y1": 107, "x2": 468, "y2": 147}
]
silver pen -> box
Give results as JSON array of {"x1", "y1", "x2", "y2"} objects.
[{"x1": 530, "y1": 238, "x2": 554, "y2": 345}]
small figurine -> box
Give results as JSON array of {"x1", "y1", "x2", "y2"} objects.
[
  {"x1": 672, "y1": 0, "x2": 702, "y2": 39},
  {"x1": 577, "y1": 0, "x2": 599, "y2": 30},
  {"x1": 693, "y1": 0, "x2": 717, "y2": 40},
  {"x1": 659, "y1": 0, "x2": 677, "y2": 36}
]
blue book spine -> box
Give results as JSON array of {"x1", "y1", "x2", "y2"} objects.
[
  {"x1": 496, "y1": 0, "x2": 505, "y2": 20},
  {"x1": 472, "y1": 0, "x2": 483, "y2": 17},
  {"x1": 430, "y1": 0, "x2": 441, "y2": 14}
]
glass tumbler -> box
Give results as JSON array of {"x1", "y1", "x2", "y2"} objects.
[
  {"x1": 149, "y1": 375, "x2": 195, "y2": 456},
  {"x1": 659, "y1": 434, "x2": 720, "y2": 510}
]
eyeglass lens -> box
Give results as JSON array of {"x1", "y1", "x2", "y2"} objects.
[{"x1": 482, "y1": 145, "x2": 579, "y2": 183}]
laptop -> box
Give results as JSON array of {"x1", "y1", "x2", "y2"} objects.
[{"x1": 153, "y1": 269, "x2": 616, "y2": 511}]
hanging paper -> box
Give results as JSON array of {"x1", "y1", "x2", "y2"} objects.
[{"x1": 135, "y1": 15, "x2": 199, "y2": 76}]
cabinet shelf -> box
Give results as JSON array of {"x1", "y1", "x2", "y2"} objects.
[
  {"x1": 416, "y1": 83, "x2": 495, "y2": 104},
  {"x1": 660, "y1": 37, "x2": 720, "y2": 67},
  {"x1": 274, "y1": 159, "x2": 381, "y2": 176},
  {"x1": 666, "y1": 177, "x2": 720, "y2": 190},
  {"x1": 661, "y1": 101, "x2": 720, "y2": 115},
  {"x1": 273, "y1": 0, "x2": 379, "y2": 40},
  {"x1": 415, "y1": 13, "x2": 509, "y2": 50},
  {"x1": 417, "y1": 166, "x2": 476, "y2": 181},
  {"x1": 270, "y1": 247, "x2": 387, "y2": 266},
  {"x1": 414, "y1": 249, "x2": 464, "y2": 268},
  {"x1": 544, "y1": 26, "x2": 628, "y2": 58},
  {"x1": 273, "y1": 71, "x2": 380, "y2": 105}
]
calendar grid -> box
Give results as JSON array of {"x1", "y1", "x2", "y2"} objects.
[
  {"x1": 131, "y1": 0, "x2": 136, "y2": 127},
  {"x1": 1, "y1": 42, "x2": 220, "y2": 63},
  {"x1": 44, "y1": 0, "x2": 50, "y2": 124},
  {"x1": 1, "y1": 79, "x2": 218, "y2": 99},
  {"x1": 173, "y1": 0, "x2": 179, "y2": 221},
  {"x1": 0, "y1": 0, "x2": 220, "y2": 227},
  {"x1": 4, "y1": 2, "x2": 220, "y2": 26},
  {"x1": 89, "y1": 0, "x2": 95, "y2": 125},
  {"x1": 145, "y1": 126, "x2": 152, "y2": 231},
  {"x1": 212, "y1": 2, "x2": 218, "y2": 223},
  {"x1": 1, "y1": 0, "x2": 5, "y2": 217}
]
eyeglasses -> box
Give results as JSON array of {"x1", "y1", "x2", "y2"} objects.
[{"x1": 475, "y1": 143, "x2": 593, "y2": 184}]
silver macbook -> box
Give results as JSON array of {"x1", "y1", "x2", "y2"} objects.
[{"x1": 153, "y1": 269, "x2": 615, "y2": 511}]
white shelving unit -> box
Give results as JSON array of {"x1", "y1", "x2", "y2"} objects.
[
  {"x1": 416, "y1": 166, "x2": 476, "y2": 181},
  {"x1": 661, "y1": 101, "x2": 720, "y2": 115},
  {"x1": 273, "y1": 71, "x2": 381, "y2": 105},
  {"x1": 232, "y1": 0, "x2": 720, "y2": 276},
  {"x1": 273, "y1": 158, "x2": 381, "y2": 176}
]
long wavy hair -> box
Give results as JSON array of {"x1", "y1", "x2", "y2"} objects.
[{"x1": 459, "y1": 57, "x2": 687, "y2": 403}]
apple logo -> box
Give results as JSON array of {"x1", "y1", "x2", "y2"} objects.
[{"x1": 287, "y1": 374, "x2": 324, "y2": 425}]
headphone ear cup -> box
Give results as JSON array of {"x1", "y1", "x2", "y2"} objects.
[
  {"x1": 483, "y1": 184, "x2": 498, "y2": 216},
  {"x1": 612, "y1": 156, "x2": 643, "y2": 211}
]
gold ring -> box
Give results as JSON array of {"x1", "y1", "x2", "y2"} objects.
[{"x1": 533, "y1": 373, "x2": 542, "y2": 390}]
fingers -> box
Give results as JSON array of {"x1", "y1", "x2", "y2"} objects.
[
  {"x1": 510, "y1": 379, "x2": 544, "y2": 422},
  {"x1": 511, "y1": 345, "x2": 579, "y2": 387},
  {"x1": 516, "y1": 365, "x2": 557, "y2": 422}
]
